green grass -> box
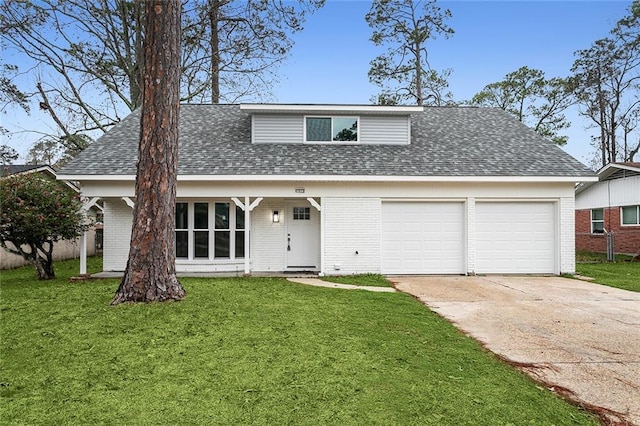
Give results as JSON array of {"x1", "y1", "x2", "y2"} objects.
[
  {"x1": 576, "y1": 260, "x2": 640, "y2": 293},
  {"x1": 576, "y1": 250, "x2": 634, "y2": 263},
  {"x1": 575, "y1": 251, "x2": 640, "y2": 292},
  {"x1": 1, "y1": 259, "x2": 597, "y2": 425},
  {"x1": 0, "y1": 256, "x2": 104, "y2": 285},
  {"x1": 320, "y1": 273, "x2": 393, "y2": 287}
]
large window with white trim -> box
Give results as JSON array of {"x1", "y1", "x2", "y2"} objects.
[
  {"x1": 621, "y1": 205, "x2": 640, "y2": 225},
  {"x1": 305, "y1": 116, "x2": 358, "y2": 142},
  {"x1": 175, "y1": 201, "x2": 245, "y2": 260},
  {"x1": 176, "y1": 203, "x2": 189, "y2": 257}
]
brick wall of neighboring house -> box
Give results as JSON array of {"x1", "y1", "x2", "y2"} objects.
[{"x1": 576, "y1": 207, "x2": 640, "y2": 255}]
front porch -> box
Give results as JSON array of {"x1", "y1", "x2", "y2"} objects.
[{"x1": 78, "y1": 195, "x2": 323, "y2": 277}]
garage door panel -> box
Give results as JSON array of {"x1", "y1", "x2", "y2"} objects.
[
  {"x1": 476, "y1": 202, "x2": 555, "y2": 274},
  {"x1": 382, "y1": 202, "x2": 465, "y2": 274}
]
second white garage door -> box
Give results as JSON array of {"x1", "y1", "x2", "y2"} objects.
[
  {"x1": 382, "y1": 202, "x2": 465, "y2": 274},
  {"x1": 475, "y1": 202, "x2": 556, "y2": 274}
]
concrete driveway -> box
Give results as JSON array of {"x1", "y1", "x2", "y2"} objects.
[{"x1": 393, "y1": 276, "x2": 640, "y2": 425}]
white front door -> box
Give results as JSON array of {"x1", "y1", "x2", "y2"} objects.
[{"x1": 286, "y1": 202, "x2": 320, "y2": 269}]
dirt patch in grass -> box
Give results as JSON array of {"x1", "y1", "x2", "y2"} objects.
[{"x1": 320, "y1": 273, "x2": 393, "y2": 287}]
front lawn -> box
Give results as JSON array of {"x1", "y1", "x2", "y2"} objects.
[
  {"x1": 576, "y1": 250, "x2": 634, "y2": 263},
  {"x1": 576, "y1": 261, "x2": 640, "y2": 292},
  {"x1": 1, "y1": 260, "x2": 596, "y2": 425}
]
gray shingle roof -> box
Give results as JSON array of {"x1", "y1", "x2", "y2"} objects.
[
  {"x1": 1, "y1": 164, "x2": 53, "y2": 177},
  {"x1": 59, "y1": 104, "x2": 594, "y2": 178}
]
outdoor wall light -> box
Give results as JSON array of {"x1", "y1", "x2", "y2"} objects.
[{"x1": 272, "y1": 210, "x2": 280, "y2": 223}]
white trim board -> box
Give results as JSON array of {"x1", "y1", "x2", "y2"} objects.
[
  {"x1": 240, "y1": 104, "x2": 424, "y2": 114},
  {"x1": 58, "y1": 174, "x2": 598, "y2": 183}
]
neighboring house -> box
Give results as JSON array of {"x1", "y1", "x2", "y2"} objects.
[
  {"x1": 0, "y1": 164, "x2": 102, "y2": 270},
  {"x1": 575, "y1": 162, "x2": 640, "y2": 255},
  {"x1": 57, "y1": 104, "x2": 596, "y2": 276},
  {"x1": 1, "y1": 164, "x2": 60, "y2": 179}
]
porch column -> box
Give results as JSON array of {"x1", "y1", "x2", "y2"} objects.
[
  {"x1": 79, "y1": 232, "x2": 88, "y2": 275},
  {"x1": 307, "y1": 197, "x2": 323, "y2": 276},
  {"x1": 79, "y1": 197, "x2": 100, "y2": 276},
  {"x1": 319, "y1": 197, "x2": 325, "y2": 276},
  {"x1": 244, "y1": 196, "x2": 250, "y2": 276}
]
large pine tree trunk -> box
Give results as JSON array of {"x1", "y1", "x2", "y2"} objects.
[
  {"x1": 209, "y1": 0, "x2": 220, "y2": 104},
  {"x1": 112, "y1": 0, "x2": 185, "y2": 305}
]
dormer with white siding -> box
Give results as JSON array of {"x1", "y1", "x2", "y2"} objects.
[{"x1": 240, "y1": 104, "x2": 424, "y2": 145}]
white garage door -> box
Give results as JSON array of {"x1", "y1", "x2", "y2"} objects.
[
  {"x1": 476, "y1": 202, "x2": 556, "y2": 274},
  {"x1": 382, "y1": 202, "x2": 465, "y2": 274}
]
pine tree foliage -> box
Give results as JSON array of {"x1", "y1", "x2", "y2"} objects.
[{"x1": 366, "y1": 0, "x2": 454, "y2": 105}]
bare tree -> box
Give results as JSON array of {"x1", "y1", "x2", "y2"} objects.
[
  {"x1": 112, "y1": 0, "x2": 185, "y2": 305},
  {"x1": 182, "y1": 0, "x2": 324, "y2": 103},
  {"x1": 1, "y1": 0, "x2": 143, "y2": 136},
  {"x1": 0, "y1": 54, "x2": 29, "y2": 136},
  {"x1": 1, "y1": 0, "x2": 324, "y2": 147}
]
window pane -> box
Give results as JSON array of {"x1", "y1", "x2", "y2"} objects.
[
  {"x1": 176, "y1": 203, "x2": 188, "y2": 229},
  {"x1": 176, "y1": 231, "x2": 188, "y2": 258},
  {"x1": 194, "y1": 231, "x2": 209, "y2": 258},
  {"x1": 236, "y1": 205, "x2": 245, "y2": 229},
  {"x1": 215, "y1": 203, "x2": 229, "y2": 229},
  {"x1": 235, "y1": 231, "x2": 245, "y2": 258},
  {"x1": 306, "y1": 117, "x2": 331, "y2": 141},
  {"x1": 332, "y1": 117, "x2": 358, "y2": 141},
  {"x1": 591, "y1": 209, "x2": 603, "y2": 221},
  {"x1": 622, "y1": 206, "x2": 639, "y2": 225},
  {"x1": 592, "y1": 222, "x2": 604, "y2": 233},
  {"x1": 293, "y1": 207, "x2": 310, "y2": 220},
  {"x1": 215, "y1": 231, "x2": 230, "y2": 258},
  {"x1": 194, "y1": 203, "x2": 208, "y2": 229}
]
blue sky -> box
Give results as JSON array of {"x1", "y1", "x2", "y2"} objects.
[
  {"x1": 1, "y1": 0, "x2": 633, "y2": 168},
  {"x1": 275, "y1": 0, "x2": 632, "y2": 166}
]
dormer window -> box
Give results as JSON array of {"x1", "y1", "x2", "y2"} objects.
[{"x1": 305, "y1": 116, "x2": 358, "y2": 142}]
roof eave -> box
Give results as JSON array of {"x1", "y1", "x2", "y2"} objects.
[
  {"x1": 57, "y1": 174, "x2": 598, "y2": 183},
  {"x1": 596, "y1": 162, "x2": 640, "y2": 179},
  {"x1": 239, "y1": 103, "x2": 424, "y2": 115},
  {"x1": 577, "y1": 162, "x2": 640, "y2": 194}
]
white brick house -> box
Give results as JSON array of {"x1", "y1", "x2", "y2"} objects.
[{"x1": 58, "y1": 104, "x2": 597, "y2": 276}]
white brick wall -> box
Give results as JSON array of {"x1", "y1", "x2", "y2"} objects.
[
  {"x1": 103, "y1": 199, "x2": 133, "y2": 271},
  {"x1": 560, "y1": 197, "x2": 575, "y2": 274},
  {"x1": 97, "y1": 191, "x2": 577, "y2": 276},
  {"x1": 322, "y1": 197, "x2": 381, "y2": 275},
  {"x1": 466, "y1": 198, "x2": 476, "y2": 274},
  {"x1": 251, "y1": 200, "x2": 286, "y2": 271}
]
